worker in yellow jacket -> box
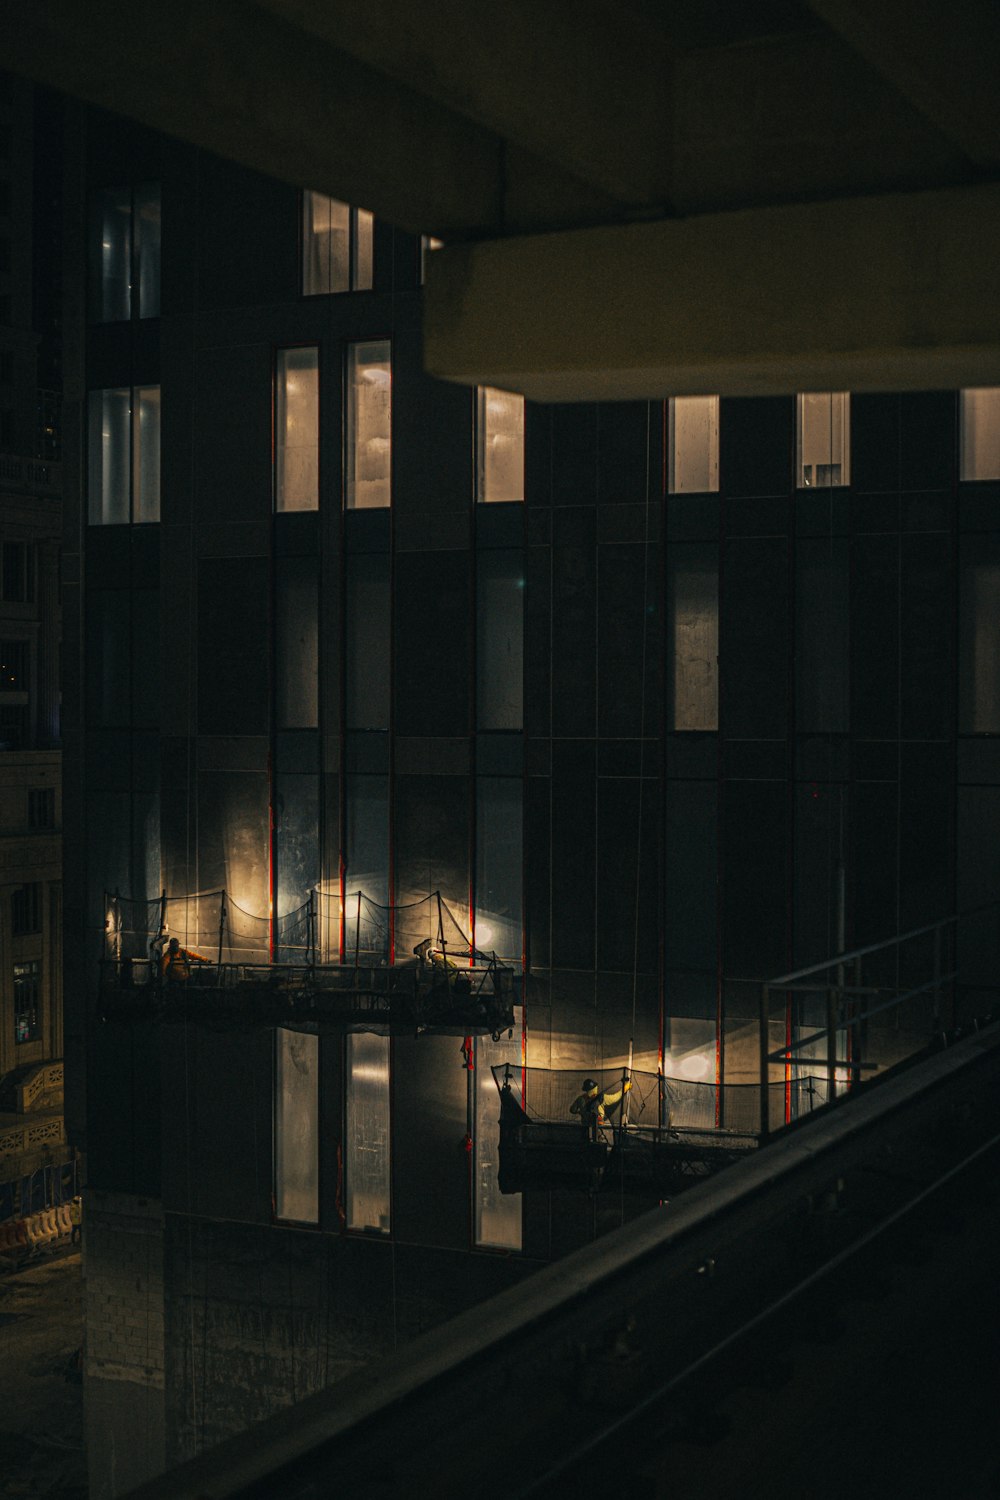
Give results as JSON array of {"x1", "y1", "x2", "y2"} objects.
[{"x1": 570, "y1": 1074, "x2": 631, "y2": 1141}]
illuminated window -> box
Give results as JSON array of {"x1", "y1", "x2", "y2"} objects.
[
  {"x1": 14, "y1": 960, "x2": 40, "y2": 1044},
  {"x1": 477, "y1": 387, "x2": 524, "y2": 502},
  {"x1": 960, "y1": 389, "x2": 1000, "y2": 481},
  {"x1": 668, "y1": 396, "x2": 719, "y2": 494},
  {"x1": 797, "y1": 392, "x2": 850, "y2": 489},
  {"x1": 275, "y1": 347, "x2": 319, "y2": 512},
  {"x1": 474, "y1": 1025, "x2": 522, "y2": 1250},
  {"x1": 302, "y1": 191, "x2": 373, "y2": 295},
  {"x1": 88, "y1": 183, "x2": 161, "y2": 321},
  {"x1": 274, "y1": 1028, "x2": 319, "y2": 1223},
  {"x1": 668, "y1": 546, "x2": 718, "y2": 731},
  {"x1": 87, "y1": 386, "x2": 160, "y2": 524},
  {"x1": 345, "y1": 1032, "x2": 391, "y2": 1233},
  {"x1": 346, "y1": 341, "x2": 391, "y2": 509}
]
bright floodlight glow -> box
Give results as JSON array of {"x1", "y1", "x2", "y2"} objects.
[{"x1": 679, "y1": 1052, "x2": 711, "y2": 1081}]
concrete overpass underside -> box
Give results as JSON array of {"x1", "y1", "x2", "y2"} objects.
[{"x1": 5, "y1": 0, "x2": 1000, "y2": 398}]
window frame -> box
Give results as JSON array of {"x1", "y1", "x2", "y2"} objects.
[
  {"x1": 301, "y1": 191, "x2": 374, "y2": 296},
  {"x1": 476, "y1": 386, "x2": 525, "y2": 504},
  {"x1": 88, "y1": 181, "x2": 161, "y2": 323},
  {"x1": 344, "y1": 338, "x2": 392, "y2": 511},
  {"x1": 87, "y1": 384, "x2": 161, "y2": 526}
]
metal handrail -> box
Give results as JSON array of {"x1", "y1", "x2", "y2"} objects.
[{"x1": 757, "y1": 899, "x2": 1000, "y2": 1141}]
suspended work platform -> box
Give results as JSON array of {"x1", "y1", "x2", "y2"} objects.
[
  {"x1": 494, "y1": 1064, "x2": 832, "y2": 1196},
  {"x1": 98, "y1": 888, "x2": 517, "y2": 1039}
]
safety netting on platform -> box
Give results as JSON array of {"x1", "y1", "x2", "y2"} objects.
[
  {"x1": 314, "y1": 889, "x2": 491, "y2": 967},
  {"x1": 492, "y1": 1064, "x2": 831, "y2": 1136},
  {"x1": 103, "y1": 890, "x2": 271, "y2": 969},
  {"x1": 102, "y1": 887, "x2": 505, "y2": 977}
]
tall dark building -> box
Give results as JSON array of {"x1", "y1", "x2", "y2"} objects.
[
  {"x1": 60, "y1": 104, "x2": 1000, "y2": 1498},
  {"x1": 0, "y1": 73, "x2": 66, "y2": 1214}
]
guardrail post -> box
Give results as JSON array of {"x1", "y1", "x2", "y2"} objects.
[
  {"x1": 759, "y1": 983, "x2": 771, "y2": 1144},
  {"x1": 827, "y1": 984, "x2": 838, "y2": 1100}
]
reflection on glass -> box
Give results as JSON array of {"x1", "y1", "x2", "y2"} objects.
[
  {"x1": 346, "y1": 341, "x2": 391, "y2": 509},
  {"x1": 302, "y1": 191, "x2": 373, "y2": 294},
  {"x1": 276, "y1": 347, "x2": 319, "y2": 512},
  {"x1": 135, "y1": 182, "x2": 161, "y2": 318},
  {"x1": 134, "y1": 385, "x2": 160, "y2": 523},
  {"x1": 88, "y1": 388, "x2": 130, "y2": 525},
  {"x1": 960, "y1": 553, "x2": 1000, "y2": 733},
  {"x1": 477, "y1": 550, "x2": 523, "y2": 730},
  {"x1": 345, "y1": 775, "x2": 390, "y2": 911},
  {"x1": 797, "y1": 392, "x2": 850, "y2": 488},
  {"x1": 668, "y1": 546, "x2": 718, "y2": 731},
  {"x1": 275, "y1": 1028, "x2": 319, "y2": 1223},
  {"x1": 960, "y1": 389, "x2": 1000, "y2": 482},
  {"x1": 346, "y1": 1032, "x2": 391, "y2": 1233},
  {"x1": 477, "y1": 387, "x2": 524, "y2": 502},
  {"x1": 276, "y1": 560, "x2": 319, "y2": 728},
  {"x1": 668, "y1": 396, "x2": 719, "y2": 494},
  {"x1": 476, "y1": 778, "x2": 522, "y2": 962},
  {"x1": 89, "y1": 187, "x2": 131, "y2": 322},
  {"x1": 796, "y1": 540, "x2": 848, "y2": 732},
  {"x1": 475, "y1": 1024, "x2": 521, "y2": 1249},
  {"x1": 346, "y1": 554, "x2": 390, "y2": 728}
]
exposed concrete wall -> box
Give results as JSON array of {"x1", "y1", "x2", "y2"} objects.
[{"x1": 84, "y1": 1190, "x2": 166, "y2": 1498}]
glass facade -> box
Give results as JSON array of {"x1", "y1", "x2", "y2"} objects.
[
  {"x1": 274, "y1": 1028, "x2": 319, "y2": 1223},
  {"x1": 302, "y1": 191, "x2": 374, "y2": 295},
  {"x1": 345, "y1": 1033, "x2": 391, "y2": 1233},
  {"x1": 474, "y1": 1024, "x2": 522, "y2": 1250},
  {"x1": 477, "y1": 387, "x2": 524, "y2": 502},
  {"x1": 89, "y1": 183, "x2": 161, "y2": 321},
  {"x1": 346, "y1": 341, "x2": 392, "y2": 509},
  {"x1": 88, "y1": 386, "x2": 160, "y2": 524},
  {"x1": 275, "y1": 347, "x2": 320, "y2": 512},
  {"x1": 797, "y1": 392, "x2": 850, "y2": 488},
  {"x1": 668, "y1": 396, "x2": 719, "y2": 494},
  {"x1": 960, "y1": 388, "x2": 1000, "y2": 481},
  {"x1": 476, "y1": 550, "x2": 524, "y2": 731},
  {"x1": 668, "y1": 545, "x2": 719, "y2": 731}
]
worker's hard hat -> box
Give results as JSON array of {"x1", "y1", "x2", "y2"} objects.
[{"x1": 582, "y1": 1078, "x2": 598, "y2": 1091}]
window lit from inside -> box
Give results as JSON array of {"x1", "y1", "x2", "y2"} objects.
[
  {"x1": 302, "y1": 191, "x2": 373, "y2": 295},
  {"x1": 477, "y1": 387, "x2": 524, "y2": 502},
  {"x1": 960, "y1": 389, "x2": 1000, "y2": 481},
  {"x1": 668, "y1": 396, "x2": 719, "y2": 494},
  {"x1": 345, "y1": 1032, "x2": 391, "y2": 1233},
  {"x1": 89, "y1": 183, "x2": 161, "y2": 321},
  {"x1": 274, "y1": 1028, "x2": 319, "y2": 1223},
  {"x1": 797, "y1": 393, "x2": 850, "y2": 488},
  {"x1": 346, "y1": 341, "x2": 391, "y2": 509},
  {"x1": 88, "y1": 386, "x2": 161, "y2": 524},
  {"x1": 275, "y1": 347, "x2": 319, "y2": 512}
]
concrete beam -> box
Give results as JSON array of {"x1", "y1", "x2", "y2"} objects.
[
  {"x1": 423, "y1": 182, "x2": 1000, "y2": 401},
  {"x1": 804, "y1": 0, "x2": 1000, "y2": 169},
  {"x1": 253, "y1": 0, "x2": 675, "y2": 210},
  {"x1": 5, "y1": 0, "x2": 606, "y2": 238}
]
